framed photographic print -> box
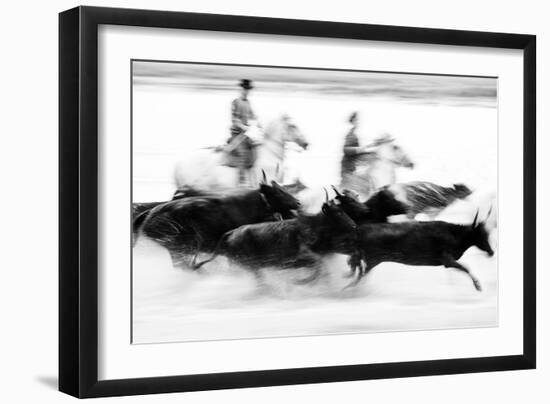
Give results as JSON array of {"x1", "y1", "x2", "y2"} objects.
[{"x1": 59, "y1": 6, "x2": 536, "y2": 398}]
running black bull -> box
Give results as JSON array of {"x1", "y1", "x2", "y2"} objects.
[
  {"x1": 331, "y1": 185, "x2": 409, "y2": 277},
  {"x1": 134, "y1": 178, "x2": 300, "y2": 268},
  {"x1": 194, "y1": 196, "x2": 357, "y2": 284},
  {"x1": 345, "y1": 211, "x2": 494, "y2": 291}
]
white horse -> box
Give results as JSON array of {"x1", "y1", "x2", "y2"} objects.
[
  {"x1": 173, "y1": 115, "x2": 309, "y2": 190},
  {"x1": 298, "y1": 136, "x2": 415, "y2": 213},
  {"x1": 351, "y1": 136, "x2": 415, "y2": 197}
]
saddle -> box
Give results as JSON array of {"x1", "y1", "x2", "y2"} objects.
[{"x1": 221, "y1": 133, "x2": 259, "y2": 169}]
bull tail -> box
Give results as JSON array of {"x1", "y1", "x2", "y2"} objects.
[{"x1": 132, "y1": 209, "x2": 150, "y2": 247}]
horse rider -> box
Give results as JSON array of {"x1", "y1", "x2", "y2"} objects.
[
  {"x1": 340, "y1": 112, "x2": 377, "y2": 190},
  {"x1": 223, "y1": 79, "x2": 262, "y2": 186}
]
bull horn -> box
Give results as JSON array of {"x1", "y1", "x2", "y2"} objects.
[
  {"x1": 472, "y1": 209, "x2": 479, "y2": 228},
  {"x1": 331, "y1": 185, "x2": 343, "y2": 197},
  {"x1": 324, "y1": 188, "x2": 329, "y2": 203},
  {"x1": 261, "y1": 169, "x2": 267, "y2": 184}
]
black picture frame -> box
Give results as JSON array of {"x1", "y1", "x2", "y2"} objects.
[{"x1": 59, "y1": 5, "x2": 536, "y2": 398}]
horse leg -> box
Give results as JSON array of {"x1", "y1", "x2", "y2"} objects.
[
  {"x1": 244, "y1": 266, "x2": 272, "y2": 296},
  {"x1": 237, "y1": 168, "x2": 247, "y2": 186},
  {"x1": 442, "y1": 254, "x2": 482, "y2": 291},
  {"x1": 248, "y1": 168, "x2": 258, "y2": 187}
]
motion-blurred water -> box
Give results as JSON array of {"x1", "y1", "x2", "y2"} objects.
[{"x1": 132, "y1": 62, "x2": 497, "y2": 344}]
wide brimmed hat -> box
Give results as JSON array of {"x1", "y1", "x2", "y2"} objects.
[
  {"x1": 348, "y1": 111, "x2": 359, "y2": 123},
  {"x1": 239, "y1": 79, "x2": 254, "y2": 89}
]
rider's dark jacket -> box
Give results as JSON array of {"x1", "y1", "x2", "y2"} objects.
[
  {"x1": 224, "y1": 97, "x2": 257, "y2": 169},
  {"x1": 341, "y1": 127, "x2": 361, "y2": 177}
]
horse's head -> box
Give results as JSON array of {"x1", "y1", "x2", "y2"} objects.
[
  {"x1": 375, "y1": 135, "x2": 414, "y2": 169},
  {"x1": 280, "y1": 114, "x2": 309, "y2": 150}
]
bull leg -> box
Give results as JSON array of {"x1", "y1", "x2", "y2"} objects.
[
  {"x1": 190, "y1": 252, "x2": 199, "y2": 268},
  {"x1": 168, "y1": 250, "x2": 191, "y2": 270},
  {"x1": 191, "y1": 252, "x2": 218, "y2": 270},
  {"x1": 342, "y1": 272, "x2": 363, "y2": 290},
  {"x1": 342, "y1": 260, "x2": 377, "y2": 290},
  {"x1": 273, "y1": 212, "x2": 283, "y2": 221},
  {"x1": 247, "y1": 268, "x2": 273, "y2": 296},
  {"x1": 442, "y1": 255, "x2": 482, "y2": 292},
  {"x1": 345, "y1": 253, "x2": 362, "y2": 278},
  {"x1": 293, "y1": 246, "x2": 323, "y2": 285},
  {"x1": 249, "y1": 169, "x2": 258, "y2": 187},
  {"x1": 189, "y1": 235, "x2": 216, "y2": 270},
  {"x1": 190, "y1": 252, "x2": 210, "y2": 270},
  {"x1": 295, "y1": 265, "x2": 322, "y2": 285}
]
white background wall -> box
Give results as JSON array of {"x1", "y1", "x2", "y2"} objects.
[{"x1": 0, "y1": 0, "x2": 547, "y2": 402}]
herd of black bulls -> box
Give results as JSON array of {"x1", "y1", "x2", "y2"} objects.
[{"x1": 133, "y1": 174, "x2": 494, "y2": 291}]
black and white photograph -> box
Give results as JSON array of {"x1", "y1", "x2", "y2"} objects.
[
  {"x1": 0, "y1": 0, "x2": 543, "y2": 401},
  {"x1": 131, "y1": 60, "x2": 498, "y2": 344}
]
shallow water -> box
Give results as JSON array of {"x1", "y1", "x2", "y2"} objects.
[{"x1": 133, "y1": 236, "x2": 497, "y2": 343}]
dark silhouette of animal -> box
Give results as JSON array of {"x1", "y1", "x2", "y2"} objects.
[
  {"x1": 331, "y1": 186, "x2": 408, "y2": 224},
  {"x1": 380, "y1": 181, "x2": 472, "y2": 219},
  {"x1": 135, "y1": 173, "x2": 300, "y2": 268},
  {"x1": 133, "y1": 185, "x2": 211, "y2": 219},
  {"x1": 133, "y1": 201, "x2": 163, "y2": 219},
  {"x1": 193, "y1": 191, "x2": 357, "y2": 284},
  {"x1": 345, "y1": 211, "x2": 494, "y2": 291},
  {"x1": 132, "y1": 186, "x2": 212, "y2": 245},
  {"x1": 132, "y1": 181, "x2": 306, "y2": 246},
  {"x1": 331, "y1": 185, "x2": 409, "y2": 277},
  {"x1": 134, "y1": 180, "x2": 307, "y2": 222}
]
